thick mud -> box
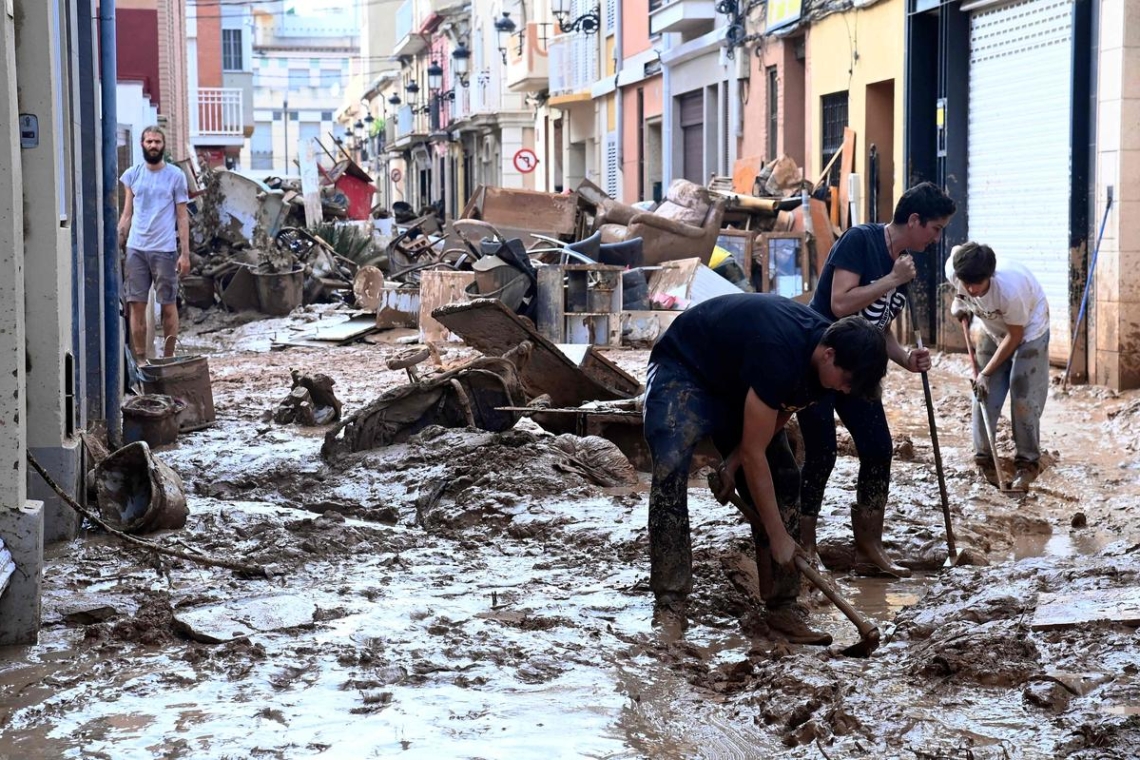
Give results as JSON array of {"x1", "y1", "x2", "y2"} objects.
[{"x1": 2, "y1": 309, "x2": 1140, "y2": 759}]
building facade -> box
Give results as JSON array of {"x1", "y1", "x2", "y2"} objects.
[{"x1": 243, "y1": 0, "x2": 359, "y2": 176}]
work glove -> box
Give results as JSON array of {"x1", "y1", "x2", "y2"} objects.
[{"x1": 972, "y1": 372, "x2": 991, "y2": 400}]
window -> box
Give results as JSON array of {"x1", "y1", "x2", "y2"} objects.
[
  {"x1": 288, "y1": 68, "x2": 309, "y2": 90},
  {"x1": 223, "y1": 29, "x2": 243, "y2": 71},
  {"x1": 766, "y1": 66, "x2": 778, "y2": 161},
  {"x1": 821, "y1": 91, "x2": 848, "y2": 186}
]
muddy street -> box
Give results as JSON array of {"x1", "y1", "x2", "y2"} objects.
[{"x1": 2, "y1": 312, "x2": 1140, "y2": 759}]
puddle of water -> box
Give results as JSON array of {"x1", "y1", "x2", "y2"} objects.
[{"x1": 1012, "y1": 530, "x2": 1114, "y2": 561}]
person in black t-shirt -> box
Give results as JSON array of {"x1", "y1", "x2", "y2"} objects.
[
  {"x1": 644, "y1": 294, "x2": 887, "y2": 644},
  {"x1": 798, "y1": 182, "x2": 956, "y2": 577}
]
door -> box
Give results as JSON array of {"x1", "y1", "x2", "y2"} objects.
[{"x1": 968, "y1": 0, "x2": 1073, "y2": 363}]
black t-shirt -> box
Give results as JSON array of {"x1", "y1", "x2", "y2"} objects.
[
  {"x1": 650, "y1": 293, "x2": 829, "y2": 415},
  {"x1": 810, "y1": 223, "x2": 906, "y2": 330}
]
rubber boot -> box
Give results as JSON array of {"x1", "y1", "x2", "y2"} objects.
[
  {"x1": 851, "y1": 505, "x2": 912, "y2": 578},
  {"x1": 800, "y1": 515, "x2": 819, "y2": 567},
  {"x1": 756, "y1": 543, "x2": 832, "y2": 646}
]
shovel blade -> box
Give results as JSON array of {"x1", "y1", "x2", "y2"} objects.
[{"x1": 840, "y1": 627, "x2": 881, "y2": 658}]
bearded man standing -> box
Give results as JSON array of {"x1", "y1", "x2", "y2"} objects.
[{"x1": 117, "y1": 126, "x2": 190, "y2": 362}]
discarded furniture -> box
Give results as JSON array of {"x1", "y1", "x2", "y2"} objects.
[
  {"x1": 140, "y1": 355, "x2": 216, "y2": 432},
  {"x1": 321, "y1": 159, "x2": 375, "y2": 221},
  {"x1": 597, "y1": 179, "x2": 726, "y2": 266},
  {"x1": 535, "y1": 264, "x2": 624, "y2": 347},
  {"x1": 432, "y1": 298, "x2": 640, "y2": 407},
  {"x1": 212, "y1": 170, "x2": 288, "y2": 246},
  {"x1": 321, "y1": 350, "x2": 530, "y2": 460},
  {"x1": 94, "y1": 441, "x2": 188, "y2": 534},
  {"x1": 461, "y1": 185, "x2": 579, "y2": 247},
  {"x1": 419, "y1": 270, "x2": 475, "y2": 343}
]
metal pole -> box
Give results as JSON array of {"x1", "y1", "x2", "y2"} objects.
[{"x1": 99, "y1": 0, "x2": 122, "y2": 446}]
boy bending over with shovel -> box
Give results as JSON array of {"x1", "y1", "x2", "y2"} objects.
[
  {"x1": 946, "y1": 242, "x2": 1050, "y2": 491},
  {"x1": 643, "y1": 294, "x2": 887, "y2": 644}
]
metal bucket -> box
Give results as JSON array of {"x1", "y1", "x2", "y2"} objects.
[
  {"x1": 254, "y1": 265, "x2": 305, "y2": 316},
  {"x1": 122, "y1": 394, "x2": 185, "y2": 448},
  {"x1": 140, "y1": 355, "x2": 216, "y2": 432},
  {"x1": 94, "y1": 441, "x2": 188, "y2": 534}
]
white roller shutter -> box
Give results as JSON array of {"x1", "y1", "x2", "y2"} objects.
[{"x1": 968, "y1": 0, "x2": 1073, "y2": 363}]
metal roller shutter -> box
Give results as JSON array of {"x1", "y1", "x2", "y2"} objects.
[{"x1": 968, "y1": 0, "x2": 1073, "y2": 363}]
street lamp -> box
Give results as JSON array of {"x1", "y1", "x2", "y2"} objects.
[
  {"x1": 427, "y1": 60, "x2": 444, "y2": 92},
  {"x1": 551, "y1": 0, "x2": 600, "y2": 34},
  {"x1": 451, "y1": 42, "x2": 470, "y2": 87},
  {"x1": 495, "y1": 12, "x2": 516, "y2": 64}
]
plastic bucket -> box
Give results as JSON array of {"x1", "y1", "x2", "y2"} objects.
[{"x1": 254, "y1": 265, "x2": 305, "y2": 316}]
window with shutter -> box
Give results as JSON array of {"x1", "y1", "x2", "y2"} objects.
[{"x1": 605, "y1": 131, "x2": 619, "y2": 197}]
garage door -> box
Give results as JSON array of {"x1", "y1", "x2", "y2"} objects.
[{"x1": 968, "y1": 0, "x2": 1073, "y2": 363}]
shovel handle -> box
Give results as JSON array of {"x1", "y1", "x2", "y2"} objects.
[
  {"x1": 793, "y1": 555, "x2": 878, "y2": 640},
  {"x1": 961, "y1": 320, "x2": 1007, "y2": 491},
  {"x1": 707, "y1": 472, "x2": 879, "y2": 641}
]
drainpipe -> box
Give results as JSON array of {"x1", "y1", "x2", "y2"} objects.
[
  {"x1": 661, "y1": 59, "x2": 672, "y2": 186},
  {"x1": 613, "y1": 0, "x2": 623, "y2": 200},
  {"x1": 99, "y1": 0, "x2": 122, "y2": 446}
]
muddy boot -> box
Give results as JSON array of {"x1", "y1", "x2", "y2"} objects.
[
  {"x1": 974, "y1": 454, "x2": 1000, "y2": 487},
  {"x1": 764, "y1": 602, "x2": 832, "y2": 646},
  {"x1": 652, "y1": 593, "x2": 688, "y2": 638},
  {"x1": 1011, "y1": 462, "x2": 1039, "y2": 491},
  {"x1": 851, "y1": 505, "x2": 911, "y2": 578}
]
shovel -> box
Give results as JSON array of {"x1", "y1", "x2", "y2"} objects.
[
  {"x1": 960, "y1": 318, "x2": 1017, "y2": 493},
  {"x1": 907, "y1": 300, "x2": 963, "y2": 567},
  {"x1": 707, "y1": 472, "x2": 881, "y2": 657}
]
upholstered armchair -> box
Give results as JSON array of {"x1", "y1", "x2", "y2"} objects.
[{"x1": 597, "y1": 179, "x2": 726, "y2": 266}]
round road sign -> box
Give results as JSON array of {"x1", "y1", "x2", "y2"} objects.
[{"x1": 513, "y1": 148, "x2": 539, "y2": 174}]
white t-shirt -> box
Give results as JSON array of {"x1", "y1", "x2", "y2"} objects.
[
  {"x1": 944, "y1": 258, "x2": 1050, "y2": 343},
  {"x1": 121, "y1": 163, "x2": 189, "y2": 252}
]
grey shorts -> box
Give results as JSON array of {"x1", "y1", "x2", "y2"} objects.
[{"x1": 124, "y1": 247, "x2": 179, "y2": 304}]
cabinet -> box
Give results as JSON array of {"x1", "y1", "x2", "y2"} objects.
[{"x1": 536, "y1": 264, "x2": 624, "y2": 347}]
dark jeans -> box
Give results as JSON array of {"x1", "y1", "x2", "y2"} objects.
[
  {"x1": 643, "y1": 359, "x2": 801, "y2": 606},
  {"x1": 796, "y1": 392, "x2": 892, "y2": 516}
]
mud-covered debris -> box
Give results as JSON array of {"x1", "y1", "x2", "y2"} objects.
[
  {"x1": 321, "y1": 355, "x2": 528, "y2": 460},
  {"x1": 273, "y1": 370, "x2": 342, "y2": 426},
  {"x1": 547, "y1": 434, "x2": 638, "y2": 487}
]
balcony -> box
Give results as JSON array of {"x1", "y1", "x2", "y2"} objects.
[
  {"x1": 506, "y1": 23, "x2": 550, "y2": 94},
  {"x1": 548, "y1": 35, "x2": 598, "y2": 97},
  {"x1": 649, "y1": 0, "x2": 717, "y2": 36},
  {"x1": 392, "y1": 0, "x2": 428, "y2": 58},
  {"x1": 190, "y1": 88, "x2": 246, "y2": 147}
]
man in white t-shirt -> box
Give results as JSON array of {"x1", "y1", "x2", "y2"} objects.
[
  {"x1": 946, "y1": 242, "x2": 1050, "y2": 490},
  {"x1": 117, "y1": 126, "x2": 190, "y2": 362}
]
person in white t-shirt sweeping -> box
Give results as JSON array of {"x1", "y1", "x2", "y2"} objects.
[{"x1": 946, "y1": 242, "x2": 1050, "y2": 491}]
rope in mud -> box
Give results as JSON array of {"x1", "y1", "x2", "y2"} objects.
[{"x1": 26, "y1": 451, "x2": 269, "y2": 579}]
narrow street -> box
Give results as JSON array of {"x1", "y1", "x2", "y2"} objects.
[{"x1": 1, "y1": 310, "x2": 1138, "y2": 759}]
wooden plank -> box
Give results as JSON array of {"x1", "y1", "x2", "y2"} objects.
[
  {"x1": 1032, "y1": 587, "x2": 1140, "y2": 631},
  {"x1": 732, "y1": 155, "x2": 766, "y2": 195},
  {"x1": 431, "y1": 299, "x2": 640, "y2": 407},
  {"x1": 419, "y1": 270, "x2": 475, "y2": 344},
  {"x1": 809, "y1": 198, "x2": 835, "y2": 274},
  {"x1": 310, "y1": 315, "x2": 380, "y2": 343},
  {"x1": 838, "y1": 127, "x2": 856, "y2": 230}
]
